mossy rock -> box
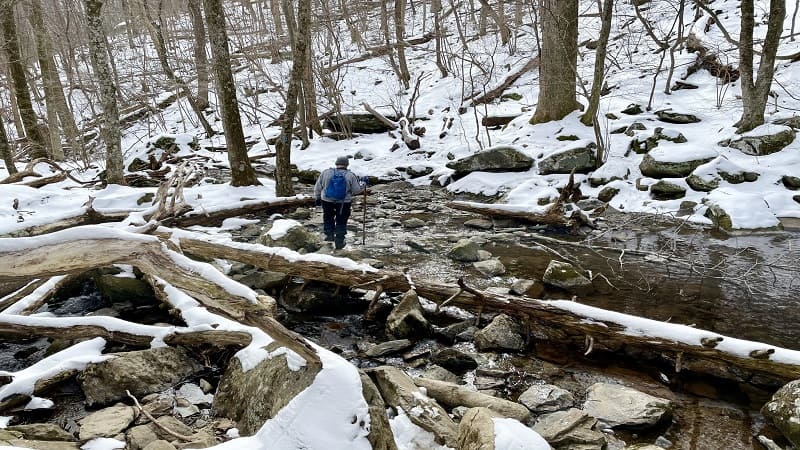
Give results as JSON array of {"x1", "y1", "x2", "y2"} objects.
[
  {"x1": 598, "y1": 186, "x2": 620, "y2": 202},
  {"x1": 650, "y1": 180, "x2": 686, "y2": 200},
  {"x1": 500, "y1": 92, "x2": 523, "y2": 101},
  {"x1": 556, "y1": 135, "x2": 580, "y2": 141}
]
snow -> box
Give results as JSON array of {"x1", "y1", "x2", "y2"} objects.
[
  {"x1": 266, "y1": 219, "x2": 302, "y2": 240},
  {"x1": 0, "y1": 417, "x2": 9, "y2": 428},
  {"x1": 493, "y1": 418, "x2": 551, "y2": 450},
  {"x1": 705, "y1": 188, "x2": 782, "y2": 229},
  {"x1": 389, "y1": 409, "x2": 453, "y2": 450},
  {"x1": 80, "y1": 438, "x2": 126, "y2": 450}
]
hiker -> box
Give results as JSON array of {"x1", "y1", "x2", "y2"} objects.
[{"x1": 314, "y1": 156, "x2": 366, "y2": 249}]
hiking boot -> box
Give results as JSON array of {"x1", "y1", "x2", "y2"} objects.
[
  {"x1": 334, "y1": 239, "x2": 346, "y2": 250},
  {"x1": 324, "y1": 233, "x2": 334, "y2": 242}
]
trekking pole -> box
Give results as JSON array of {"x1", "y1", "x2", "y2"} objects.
[{"x1": 362, "y1": 184, "x2": 367, "y2": 245}]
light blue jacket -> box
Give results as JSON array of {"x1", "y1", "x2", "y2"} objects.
[{"x1": 314, "y1": 168, "x2": 364, "y2": 203}]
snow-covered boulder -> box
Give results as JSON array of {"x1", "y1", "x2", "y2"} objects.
[
  {"x1": 446, "y1": 146, "x2": 533, "y2": 178},
  {"x1": 79, "y1": 348, "x2": 203, "y2": 407},
  {"x1": 386, "y1": 289, "x2": 430, "y2": 339},
  {"x1": 474, "y1": 314, "x2": 525, "y2": 352},
  {"x1": 703, "y1": 189, "x2": 781, "y2": 231},
  {"x1": 458, "y1": 408, "x2": 549, "y2": 450},
  {"x1": 518, "y1": 384, "x2": 575, "y2": 414},
  {"x1": 723, "y1": 125, "x2": 796, "y2": 156},
  {"x1": 639, "y1": 148, "x2": 717, "y2": 178},
  {"x1": 650, "y1": 180, "x2": 686, "y2": 200},
  {"x1": 538, "y1": 141, "x2": 597, "y2": 175},
  {"x1": 629, "y1": 127, "x2": 687, "y2": 155},
  {"x1": 762, "y1": 379, "x2": 800, "y2": 448},
  {"x1": 583, "y1": 383, "x2": 672, "y2": 428},
  {"x1": 542, "y1": 260, "x2": 592, "y2": 292},
  {"x1": 655, "y1": 109, "x2": 700, "y2": 124},
  {"x1": 532, "y1": 408, "x2": 606, "y2": 448},
  {"x1": 588, "y1": 158, "x2": 630, "y2": 187},
  {"x1": 260, "y1": 219, "x2": 322, "y2": 253}
]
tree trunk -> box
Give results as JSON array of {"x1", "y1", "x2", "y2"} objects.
[
  {"x1": 737, "y1": 0, "x2": 785, "y2": 133},
  {"x1": 139, "y1": 0, "x2": 216, "y2": 137},
  {"x1": 432, "y1": 0, "x2": 447, "y2": 77},
  {"x1": 187, "y1": 0, "x2": 210, "y2": 109},
  {"x1": 0, "y1": 0, "x2": 47, "y2": 159},
  {"x1": 203, "y1": 0, "x2": 261, "y2": 186},
  {"x1": 580, "y1": 0, "x2": 613, "y2": 127},
  {"x1": 395, "y1": 0, "x2": 411, "y2": 87},
  {"x1": 29, "y1": 0, "x2": 64, "y2": 161},
  {"x1": 477, "y1": 0, "x2": 510, "y2": 45},
  {"x1": 274, "y1": 0, "x2": 311, "y2": 196},
  {"x1": 530, "y1": 0, "x2": 580, "y2": 124},
  {"x1": 0, "y1": 119, "x2": 15, "y2": 175},
  {"x1": 84, "y1": 0, "x2": 125, "y2": 185}
]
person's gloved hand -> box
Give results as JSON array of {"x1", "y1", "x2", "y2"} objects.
[
  {"x1": 314, "y1": 198, "x2": 322, "y2": 207},
  {"x1": 359, "y1": 176, "x2": 370, "y2": 187}
]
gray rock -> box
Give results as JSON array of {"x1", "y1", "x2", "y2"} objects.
[
  {"x1": 640, "y1": 153, "x2": 716, "y2": 178},
  {"x1": 260, "y1": 223, "x2": 321, "y2": 252},
  {"x1": 455, "y1": 327, "x2": 479, "y2": 342},
  {"x1": 774, "y1": 116, "x2": 800, "y2": 129},
  {"x1": 539, "y1": 142, "x2": 598, "y2": 175},
  {"x1": 431, "y1": 348, "x2": 478, "y2": 375},
  {"x1": 621, "y1": 104, "x2": 643, "y2": 115},
  {"x1": 364, "y1": 339, "x2": 414, "y2": 357},
  {"x1": 0, "y1": 439, "x2": 80, "y2": 449},
  {"x1": 598, "y1": 186, "x2": 620, "y2": 202},
  {"x1": 783, "y1": 175, "x2": 800, "y2": 190},
  {"x1": 126, "y1": 417, "x2": 193, "y2": 450},
  {"x1": 79, "y1": 348, "x2": 203, "y2": 407},
  {"x1": 518, "y1": 384, "x2": 575, "y2": 413},
  {"x1": 624, "y1": 445, "x2": 666, "y2": 450},
  {"x1": 386, "y1": 290, "x2": 430, "y2": 339},
  {"x1": 655, "y1": 109, "x2": 700, "y2": 124},
  {"x1": 142, "y1": 441, "x2": 177, "y2": 450},
  {"x1": 510, "y1": 279, "x2": 544, "y2": 298},
  {"x1": 402, "y1": 218, "x2": 426, "y2": 229},
  {"x1": 6, "y1": 424, "x2": 75, "y2": 442},
  {"x1": 174, "y1": 404, "x2": 200, "y2": 419},
  {"x1": 476, "y1": 250, "x2": 493, "y2": 261},
  {"x1": 448, "y1": 239, "x2": 481, "y2": 262},
  {"x1": 235, "y1": 271, "x2": 288, "y2": 291},
  {"x1": 213, "y1": 354, "x2": 319, "y2": 435},
  {"x1": 446, "y1": 146, "x2": 533, "y2": 178},
  {"x1": 762, "y1": 379, "x2": 800, "y2": 447},
  {"x1": 176, "y1": 383, "x2": 213, "y2": 407},
  {"x1": 725, "y1": 126, "x2": 795, "y2": 156},
  {"x1": 542, "y1": 260, "x2": 592, "y2": 292},
  {"x1": 457, "y1": 407, "x2": 496, "y2": 450},
  {"x1": 583, "y1": 382, "x2": 672, "y2": 428},
  {"x1": 369, "y1": 366, "x2": 458, "y2": 447},
  {"x1": 473, "y1": 259, "x2": 506, "y2": 277},
  {"x1": 414, "y1": 378, "x2": 531, "y2": 422},
  {"x1": 624, "y1": 122, "x2": 647, "y2": 135},
  {"x1": 421, "y1": 365, "x2": 463, "y2": 384},
  {"x1": 686, "y1": 174, "x2": 719, "y2": 192},
  {"x1": 279, "y1": 280, "x2": 349, "y2": 314},
  {"x1": 532, "y1": 408, "x2": 606, "y2": 449},
  {"x1": 94, "y1": 274, "x2": 154, "y2": 303},
  {"x1": 650, "y1": 180, "x2": 686, "y2": 200},
  {"x1": 433, "y1": 320, "x2": 475, "y2": 344},
  {"x1": 79, "y1": 404, "x2": 137, "y2": 441},
  {"x1": 406, "y1": 166, "x2": 434, "y2": 178},
  {"x1": 359, "y1": 372, "x2": 399, "y2": 450},
  {"x1": 464, "y1": 219, "x2": 493, "y2": 230},
  {"x1": 474, "y1": 314, "x2": 525, "y2": 352}
]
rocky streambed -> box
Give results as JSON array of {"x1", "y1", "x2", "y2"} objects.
[{"x1": 2, "y1": 181, "x2": 800, "y2": 450}]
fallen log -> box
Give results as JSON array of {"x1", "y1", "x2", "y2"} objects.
[
  {"x1": 0, "y1": 276, "x2": 73, "y2": 315},
  {"x1": 446, "y1": 200, "x2": 570, "y2": 226},
  {"x1": 324, "y1": 32, "x2": 436, "y2": 73},
  {"x1": 168, "y1": 230, "x2": 800, "y2": 386},
  {"x1": 464, "y1": 57, "x2": 539, "y2": 107},
  {"x1": 0, "y1": 226, "x2": 320, "y2": 367}
]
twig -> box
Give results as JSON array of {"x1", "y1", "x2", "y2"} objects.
[{"x1": 126, "y1": 390, "x2": 194, "y2": 442}]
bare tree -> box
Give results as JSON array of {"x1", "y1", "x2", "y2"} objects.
[
  {"x1": 203, "y1": 0, "x2": 260, "y2": 186},
  {"x1": 187, "y1": 0, "x2": 210, "y2": 110},
  {"x1": 580, "y1": 0, "x2": 613, "y2": 127},
  {"x1": 84, "y1": 0, "x2": 125, "y2": 185},
  {"x1": 737, "y1": 0, "x2": 785, "y2": 133},
  {"x1": 530, "y1": 0, "x2": 580, "y2": 124},
  {"x1": 395, "y1": 0, "x2": 411, "y2": 87},
  {"x1": 0, "y1": 118, "x2": 15, "y2": 175},
  {"x1": 0, "y1": 0, "x2": 48, "y2": 159}
]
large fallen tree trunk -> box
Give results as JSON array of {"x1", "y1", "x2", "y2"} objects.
[
  {"x1": 168, "y1": 230, "x2": 800, "y2": 386},
  {"x1": 464, "y1": 57, "x2": 540, "y2": 107},
  {"x1": 0, "y1": 226, "x2": 319, "y2": 367}
]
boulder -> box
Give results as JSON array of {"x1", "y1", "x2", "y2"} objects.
[
  {"x1": 783, "y1": 175, "x2": 800, "y2": 190},
  {"x1": 542, "y1": 260, "x2": 592, "y2": 292},
  {"x1": 260, "y1": 219, "x2": 321, "y2": 253},
  {"x1": 430, "y1": 348, "x2": 478, "y2": 375},
  {"x1": 724, "y1": 125, "x2": 795, "y2": 156},
  {"x1": 655, "y1": 109, "x2": 700, "y2": 124},
  {"x1": 510, "y1": 279, "x2": 544, "y2": 298},
  {"x1": 703, "y1": 189, "x2": 781, "y2": 231},
  {"x1": 433, "y1": 320, "x2": 475, "y2": 344},
  {"x1": 385, "y1": 290, "x2": 430, "y2": 339},
  {"x1": 622, "y1": 104, "x2": 643, "y2": 115},
  {"x1": 142, "y1": 441, "x2": 177, "y2": 450},
  {"x1": 413, "y1": 378, "x2": 531, "y2": 422},
  {"x1": 279, "y1": 279, "x2": 352, "y2": 314},
  {"x1": 364, "y1": 339, "x2": 414, "y2": 357},
  {"x1": 0, "y1": 439, "x2": 80, "y2": 449},
  {"x1": 448, "y1": 239, "x2": 481, "y2": 262},
  {"x1": 538, "y1": 141, "x2": 598, "y2": 175},
  {"x1": 624, "y1": 445, "x2": 666, "y2": 450},
  {"x1": 235, "y1": 270, "x2": 288, "y2": 291},
  {"x1": 686, "y1": 174, "x2": 719, "y2": 192},
  {"x1": 213, "y1": 354, "x2": 318, "y2": 435},
  {"x1": 598, "y1": 186, "x2": 620, "y2": 202},
  {"x1": 126, "y1": 417, "x2": 193, "y2": 450},
  {"x1": 762, "y1": 379, "x2": 800, "y2": 447},
  {"x1": 649, "y1": 180, "x2": 686, "y2": 200},
  {"x1": 457, "y1": 407, "x2": 496, "y2": 450},
  {"x1": 474, "y1": 314, "x2": 526, "y2": 352},
  {"x1": 464, "y1": 218, "x2": 494, "y2": 230},
  {"x1": 629, "y1": 127, "x2": 687, "y2": 155},
  {"x1": 421, "y1": 365, "x2": 463, "y2": 384},
  {"x1": 359, "y1": 372, "x2": 399, "y2": 450},
  {"x1": 583, "y1": 382, "x2": 672, "y2": 428},
  {"x1": 588, "y1": 159, "x2": 629, "y2": 187},
  {"x1": 402, "y1": 218, "x2": 426, "y2": 229},
  {"x1": 640, "y1": 153, "x2": 716, "y2": 178},
  {"x1": 79, "y1": 404, "x2": 137, "y2": 441},
  {"x1": 518, "y1": 384, "x2": 575, "y2": 413},
  {"x1": 323, "y1": 112, "x2": 397, "y2": 134},
  {"x1": 79, "y1": 348, "x2": 203, "y2": 407},
  {"x1": 473, "y1": 259, "x2": 506, "y2": 277},
  {"x1": 446, "y1": 146, "x2": 533, "y2": 178},
  {"x1": 405, "y1": 165, "x2": 434, "y2": 178},
  {"x1": 6, "y1": 424, "x2": 75, "y2": 442},
  {"x1": 774, "y1": 116, "x2": 800, "y2": 129},
  {"x1": 369, "y1": 366, "x2": 458, "y2": 447},
  {"x1": 532, "y1": 408, "x2": 606, "y2": 449},
  {"x1": 94, "y1": 274, "x2": 155, "y2": 303}
]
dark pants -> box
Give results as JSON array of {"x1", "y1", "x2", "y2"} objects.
[{"x1": 322, "y1": 200, "x2": 351, "y2": 247}]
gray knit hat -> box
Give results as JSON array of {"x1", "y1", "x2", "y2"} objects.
[{"x1": 335, "y1": 156, "x2": 349, "y2": 167}]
